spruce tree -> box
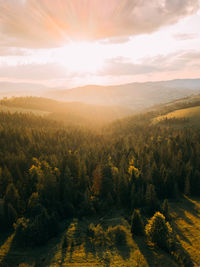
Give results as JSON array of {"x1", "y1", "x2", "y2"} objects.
[
  {"x1": 145, "y1": 212, "x2": 172, "y2": 251},
  {"x1": 162, "y1": 199, "x2": 170, "y2": 221},
  {"x1": 131, "y1": 209, "x2": 144, "y2": 236},
  {"x1": 184, "y1": 175, "x2": 190, "y2": 196},
  {"x1": 145, "y1": 184, "x2": 159, "y2": 215}
]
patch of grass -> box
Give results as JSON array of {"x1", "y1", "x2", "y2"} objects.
[
  {"x1": 0, "y1": 198, "x2": 199, "y2": 266},
  {"x1": 42, "y1": 217, "x2": 178, "y2": 267},
  {"x1": 170, "y1": 197, "x2": 200, "y2": 266},
  {"x1": 153, "y1": 106, "x2": 200, "y2": 127}
]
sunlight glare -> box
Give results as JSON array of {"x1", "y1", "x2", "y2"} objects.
[{"x1": 57, "y1": 42, "x2": 105, "y2": 73}]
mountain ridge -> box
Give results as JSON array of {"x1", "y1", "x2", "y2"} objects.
[
  {"x1": 1, "y1": 78, "x2": 200, "y2": 112},
  {"x1": 48, "y1": 78, "x2": 200, "y2": 111}
]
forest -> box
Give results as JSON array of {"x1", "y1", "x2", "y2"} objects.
[
  {"x1": 0, "y1": 106, "x2": 200, "y2": 266},
  {"x1": 1, "y1": 0, "x2": 200, "y2": 265}
]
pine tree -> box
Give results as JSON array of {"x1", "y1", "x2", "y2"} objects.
[
  {"x1": 4, "y1": 183, "x2": 20, "y2": 213},
  {"x1": 0, "y1": 167, "x2": 13, "y2": 198},
  {"x1": 184, "y1": 175, "x2": 190, "y2": 196},
  {"x1": 145, "y1": 184, "x2": 159, "y2": 215},
  {"x1": 162, "y1": 199, "x2": 170, "y2": 221},
  {"x1": 92, "y1": 165, "x2": 102, "y2": 196},
  {"x1": 145, "y1": 212, "x2": 172, "y2": 251},
  {"x1": 131, "y1": 209, "x2": 144, "y2": 236},
  {"x1": 4, "y1": 203, "x2": 17, "y2": 227}
]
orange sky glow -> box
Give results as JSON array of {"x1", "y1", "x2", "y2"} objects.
[{"x1": 0, "y1": 0, "x2": 200, "y2": 88}]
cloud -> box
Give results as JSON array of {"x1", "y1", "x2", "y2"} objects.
[
  {"x1": 98, "y1": 51, "x2": 200, "y2": 76},
  {"x1": 100, "y1": 37, "x2": 131, "y2": 45},
  {"x1": 100, "y1": 57, "x2": 158, "y2": 76},
  {"x1": 150, "y1": 51, "x2": 200, "y2": 71},
  {"x1": 0, "y1": 47, "x2": 29, "y2": 56},
  {"x1": 173, "y1": 33, "x2": 198, "y2": 40},
  {"x1": 0, "y1": 51, "x2": 199, "y2": 85},
  {"x1": 0, "y1": 0, "x2": 199, "y2": 48},
  {"x1": 0, "y1": 62, "x2": 72, "y2": 80}
]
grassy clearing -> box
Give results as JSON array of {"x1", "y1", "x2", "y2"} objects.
[
  {"x1": 153, "y1": 106, "x2": 200, "y2": 127},
  {"x1": 0, "y1": 104, "x2": 49, "y2": 116},
  {"x1": 0, "y1": 198, "x2": 199, "y2": 267},
  {"x1": 43, "y1": 217, "x2": 177, "y2": 267},
  {"x1": 170, "y1": 197, "x2": 200, "y2": 267}
]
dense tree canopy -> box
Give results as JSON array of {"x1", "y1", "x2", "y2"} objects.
[{"x1": 0, "y1": 111, "x2": 200, "y2": 245}]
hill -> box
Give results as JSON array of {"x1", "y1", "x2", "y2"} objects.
[
  {"x1": 0, "y1": 96, "x2": 133, "y2": 126},
  {"x1": 1, "y1": 79, "x2": 200, "y2": 113},
  {"x1": 149, "y1": 94, "x2": 200, "y2": 128},
  {"x1": 152, "y1": 79, "x2": 200, "y2": 90},
  {"x1": 0, "y1": 107, "x2": 200, "y2": 266},
  {"x1": 48, "y1": 79, "x2": 200, "y2": 111},
  {"x1": 103, "y1": 93, "x2": 200, "y2": 137},
  {"x1": 0, "y1": 82, "x2": 47, "y2": 98},
  {"x1": 0, "y1": 104, "x2": 49, "y2": 116},
  {"x1": 153, "y1": 106, "x2": 200, "y2": 127}
]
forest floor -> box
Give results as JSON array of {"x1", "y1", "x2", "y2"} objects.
[{"x1": 0, "y1": 196, "x2": 199, "y2": 267}]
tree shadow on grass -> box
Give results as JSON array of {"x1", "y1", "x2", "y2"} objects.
[
  {"x1": 62, "y1": 219, "x2": 111, "y2": 266},
  {"x1": 171, "y1": 239, "x2": 194, "y2": 267},
  {"x1": 0, "y1": 230, "x2": 12, "y2": 247},
  {"x1": 171, "y1": 220, "x2": 192, "y2": 246},
  {"x1": 0, "y1": 232, "x2": 32, "y2": 267},
  {"x1": 83, "y1": 234, "x2": 105, "y2": 263},
  {"x1": 183, "y1": 197, "x2": 200, "y2": 218},
  {"x1": 134, "y1": 236, "x2": 178, "y2": 267},
  {"x1": 171, "y1": 197, "x2": 200, "y2": 224},
  {"x1": 83, "y1": 223, "x2": 131, "y2": 266},
  {"x1": 171, "y1": 206, "x2": 194, "y2": 226},
  {"x1": 83, "y1": 235, "x2": 112, "y2": 267},
  {"x1": 169, "y1": 196, "x2": 200, "y2": 247},
  {"x1": 84, "y1": 234, "x2": 96, "y2": 258},
  {"x1": 115, "y1": 231, "x2": 131, "y2": 260},
  {"x1": 134, "y1": 232, "x2": 194, "y2": 267},
  {"x1": 0, "y1": 220, "x2": 72, "y2": 267},
  {"x1": 116, "y1": 244, "x2": 131, "y2": 260}
]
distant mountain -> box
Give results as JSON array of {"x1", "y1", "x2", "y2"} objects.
[
  {"x1": 1, "y1": 79, "x2": 200, "y2": 112},
  {"x1": 154, "y1": 79, "x2": 200, "y2": 90},
  {"x1": 0, "y1": 82, "x2": 47, "y2": 98},
  {"x1": 48, "y1": 79, "x2": 200, "y2": 111}
]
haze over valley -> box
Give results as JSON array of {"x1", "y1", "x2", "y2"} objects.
[
  {"x1": 1, "y1": 78, "x2": 200, "y2": 113},
  {"x1": 0, "y1": 1, "x2": 200, "y2": 266}
]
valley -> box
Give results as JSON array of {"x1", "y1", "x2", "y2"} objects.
[{"x1": 0, "y1": 92, "x2": 200, "y2": 266}]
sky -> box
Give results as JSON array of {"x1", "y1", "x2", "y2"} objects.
[{"x1": 0, "y1": 0, "x2": 200, "y2": 88}]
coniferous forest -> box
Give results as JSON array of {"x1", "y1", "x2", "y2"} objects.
[
  {"x1": 1, "y1": 1, "x2": 200, "y2": 265},
  {"x1": 0, "y1": 107, "x2": 200, "y2": 266}
]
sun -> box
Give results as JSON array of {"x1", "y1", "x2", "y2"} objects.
[{"x1": 56, "y1": 42, "x2": 105, "y2": 73}]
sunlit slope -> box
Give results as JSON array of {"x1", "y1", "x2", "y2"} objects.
[
  {"x1": 104, "y1": 94, "x2": 200, "y2": 136},
  {"x1": 0, "y1": 104, "x2": 49, "y2": 116},
  {"x1": 150, "y1": 94, "x2": 200, "y2": 114},
  {"x1": 148, "y1": 93, "x2": 200, "y2": 127},
  {"x1": 170, "y1": 197, "x2": 200, "y2": 266},
  {"x1": 0, "y1": 97, "x2": 133, "y2": 126},
  {"x1": 153, "y1": 106, "x2": 200, "y2": 127}
]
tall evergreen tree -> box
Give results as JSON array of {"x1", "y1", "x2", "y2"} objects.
[
  {"x1": 145, "y1": 184, "x2": 159, "y2": 215},
  {"x1": 131, "y1": 209, "x2": 144, "y2": 236}
]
